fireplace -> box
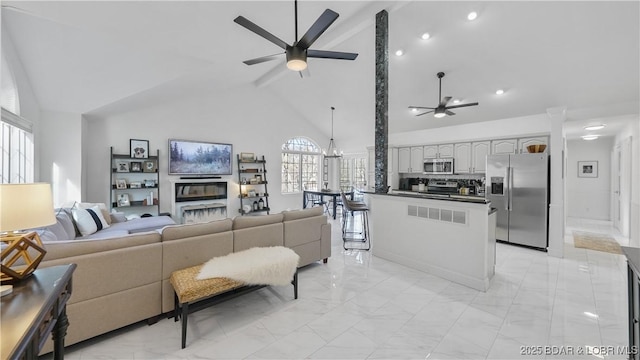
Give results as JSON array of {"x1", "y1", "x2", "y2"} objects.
[{"x1": 171, "y1": 181, "x2": 228, "y2": 224}]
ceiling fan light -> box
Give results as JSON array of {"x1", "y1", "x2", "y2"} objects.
[
  {"x1": 434, "y1": 109, "x2": 446, "y2": 118},
  {"x1": 495, "y1": 89, "x2": 504, "y2": 95},
  {"x1": 467, "y1": 11, "x2": 478, "y2": 21},
  {"x1": 584, "y1": 124, "x2": 606, "y2": 131},
  {"x1": 421, "y1": 33, "x2": 430, "y2": 40},
  {"x1": 286, "y1": 47, "x2": 307, "y2": 71},
  {"x1": 395, "y1": 49, "x2": 404, "y2": 56}
]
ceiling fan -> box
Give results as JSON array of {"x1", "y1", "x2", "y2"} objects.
[
  {"x1": 233, "y1": 0, "x2": 358, "y2": 75},
  {"x1": 409, "y1": 72, "x2": 479, "y2": 118}
]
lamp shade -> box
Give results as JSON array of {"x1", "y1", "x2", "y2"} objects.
[{"x1": 0, "y1": 183, "x2": 56, "y2": 231}]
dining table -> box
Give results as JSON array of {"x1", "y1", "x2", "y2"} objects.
[{"x1": 302, "y1": 189, "x2": 353, "y2": 219}]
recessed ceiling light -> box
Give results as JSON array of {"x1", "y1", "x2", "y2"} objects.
[
  {"x1": 581, "y1": 135, "x2": 599, "y2": 141},
  {"x1": 495, "y1": 89, "x2": 504, "y2": 95},
  {"x1": 411, "y1": 108, "x2": 418, "y2": 112},
  {"x1": 467, "y1": 11, "x2": 478, "y2": 21},
  {"x1": 584, "y1": 124, "x2": 606, "y2": 131},
  {"x1": 395, "y1": 49, "x2": 404, "y2": 56},
  {"x1": 583, "y1": 311, "x2": 599, "y2": 319},
  {"x1": 421, "y1": 33, "x2": 430, "y2": 40}
]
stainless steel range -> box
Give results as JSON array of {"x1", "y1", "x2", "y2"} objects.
[{"x1": 426, "y1": 180, "x2": 458, "y2": 194}]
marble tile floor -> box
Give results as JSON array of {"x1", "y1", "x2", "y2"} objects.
[{"x1": 53, "y1": 216, "x2": 630, "y2": 360}]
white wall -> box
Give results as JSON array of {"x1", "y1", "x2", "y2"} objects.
[
  {"x1": 566, "y1": 137, "x2": 613, "y2": 220},
  {"x1": 614, "y1": 115, "x2": 640, "y2": 246},
  {"x1": 38, "y1": 111, "x2": 83, "y2": 206},
  {"x1": 82, "y1": 84, "x2": 329, "y2": 216}
]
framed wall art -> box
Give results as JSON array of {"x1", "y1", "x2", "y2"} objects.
[
  {"x1": 240, "y1": 152, "x2": 255, "y2": 162},
  {"x1": 578, "y1": 161, "x2": 598, "y2": 178},
  {"x1": 116, "y1": 179, "x2": 127, "y2": 189},
  {"x1": 130, "y1": 139, "x2": 149, "y2": 159},
  {"x1": 130, "y1": 161, "x2": 143, "y2": 173},
  {"x1": 116, "y1": 162, "x2": 129, "y2": 173},
  {"x1": 143, "y1": 160, "x2": 157, "y2": 173}
]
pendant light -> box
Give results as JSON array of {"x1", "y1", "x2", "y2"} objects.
[{"x1": 323, "y1": 106, "x2": 342, "y2": 158}]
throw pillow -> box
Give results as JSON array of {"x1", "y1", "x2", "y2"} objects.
[
  {"x1": 72, "y1": 206, "x2": 110, "y2": 236},
  {"x1": 79, "y1": 202, "x2": 112, "y2": 225}
]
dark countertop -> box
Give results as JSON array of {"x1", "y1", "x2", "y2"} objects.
[
  {"x1": 364, "y1": 190, "x2": 490, "y2": 205},
  {"x1": 622, "y1": 246, "x2": 640, "y2": 274}
]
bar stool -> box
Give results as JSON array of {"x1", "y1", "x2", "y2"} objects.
[{"x1": 340, "y1": 192, "x2": 370, "y2": 251}]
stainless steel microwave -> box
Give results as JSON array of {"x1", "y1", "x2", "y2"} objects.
[{"x1": 423, "y1": 158, "x2": 454, "y2": 174}]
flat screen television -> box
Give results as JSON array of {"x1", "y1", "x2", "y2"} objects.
[{"x1": 169, "y1": 139, "x2": 232, "y2": 176}]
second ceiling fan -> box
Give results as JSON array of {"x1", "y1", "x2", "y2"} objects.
[
  {"x1": 409, "y1": 72, "x2": 479, "y2": 118},
  {"x1": 234, "y1": 0, "x2": 358, "y2": 74}
]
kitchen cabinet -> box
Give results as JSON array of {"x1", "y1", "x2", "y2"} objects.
[
  {"x1": 454, "y1": 143, "x2": 472, "y2": 174},
  {"x1": 423, "y1": 144, "x2": 453, "y2": 158},
  {"x1": 454, "y1": 141, "x2": 489, "y2": 174},
  {"x1": 398, "y1": 146, "x2": 423, "y2": 173},
  {"x1": 518, "y1": 136, "x2": 549, "y2": 153},
  {"x1": 472, "y1": 141, "x2": 490, "y2": 173},
  {"x1": 491, "y1": 139, "x2": 518, "y2": 154}
]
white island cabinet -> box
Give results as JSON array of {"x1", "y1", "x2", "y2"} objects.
[{"x1": 366, "y1": 193, "x2": 496, "y2": 291}]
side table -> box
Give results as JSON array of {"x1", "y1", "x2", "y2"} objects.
[{"x1": 1, "y1": 264, "x2": 77, "y2": 360}]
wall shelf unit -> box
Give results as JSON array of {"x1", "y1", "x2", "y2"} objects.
[
  {"x1": 237, "y1": 154, "x2": 270, "y2": 215},
  {"x1": 110, "y1": 146, "x2": 160, "y2": 216}
]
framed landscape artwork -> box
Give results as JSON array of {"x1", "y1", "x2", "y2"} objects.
[{"x1": 578, "y1": 161, "x2": 598, "y2": 178}]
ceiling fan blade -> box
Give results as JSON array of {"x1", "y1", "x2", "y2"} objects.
[
  {"x1": 243, "y1": 53, "x2": 285, "y2": 65},
  {"x1": 296, "y1": 9, "x2": 339, "y2": 49},
  {"x1": 446, "y1": 102, "x2": 479, "y2": 109},
  {"x1": 234, "y1": 16, "x2": 289, "y2": 50},
  {"x1": 408, "y1": 106, "x2": 436, "y2": 110},
  {"x1": 439, "y1": 96, "x2": 452, "y2": 107},
  {"x1": 307, "y1": 49, "x2": 358, "y2": 60},
  {"x1": 445, "y1": 110, "x2": 456, "y2": 116},
  {"x1": 417, "y1": 110, "x2": 435, "y2": 116},
  {"x1": 299, "y1": 67, "x2": 311, "y2": 78}
]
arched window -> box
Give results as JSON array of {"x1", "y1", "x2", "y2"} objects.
[
  {"x1": 281, "y1": 137, "x2": 321, "y2": 193},
  {"x1": 1, "y1": 51, "x2": 34, "y2": 183}
]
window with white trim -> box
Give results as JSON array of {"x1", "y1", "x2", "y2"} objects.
[
  {"x1": 1, "y1": 52, "x2": 34, "y2": 184},
  {"x1": 281, "y1": 137, "x2": 321, "y2": 193}
]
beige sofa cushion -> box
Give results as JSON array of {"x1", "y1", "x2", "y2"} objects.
[
  {"x1": 43, "y1": 232, "x2": 161, "y2": 261},
  {"x1": 233, "y1": 214, "x2": 284, "y2": 252},
  {"x1": 282, "y1": 209, "x2": 327, "y2": 248},
  {"x1": 281, "y1": 206, "x2": 324, "y2": 221},
  {"x1": 161, "y1": 218, "x2": 232, "y2": 241}
]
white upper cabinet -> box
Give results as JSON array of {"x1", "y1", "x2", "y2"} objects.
[
  {"x1": 518, "y1": 137, "x2": 549, "y2": 153},
  {"x1": 410, "y1": 147, "x2": 423, "y2": 173},
  {"x1": 398, "y1": 146, "x2": 423, "y2": 173},
  {"x1": 454, "y1": 143, "x2": 472, "y2": 174},
  {"x1": 491, "y1": 139, "x2": 518, "y2": 154},
  {"x1": 471, "y1": 141, "x2": 490, "y2": 173},
  {"x1": 423, "y1": 144, "x2": 453, "y2": 158}
]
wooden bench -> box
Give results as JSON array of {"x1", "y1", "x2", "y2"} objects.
[{"x1": 170, "y1": 263, "x2": 298, "y2": 349}]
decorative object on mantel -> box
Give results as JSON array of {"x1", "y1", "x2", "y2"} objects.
[
  {"x1": 323, "y1": 106, "x2": 342, "y2": 158},
  {"x1": 408, "y1": 72, "x2": 479, "y2": 118},
  {"x1": 130, "y1": 139, "x2": 149, "y2": 159},
  {"x1": 234, "y1": 0, "x2": 358, "y2": 75},
  {"x1": 0, "y1": 183, "x2": 55, "y2": 284}
]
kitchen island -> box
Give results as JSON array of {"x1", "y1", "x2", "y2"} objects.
[{"x1": 365, "y1": 191, "x2": 496, "y2": 291}]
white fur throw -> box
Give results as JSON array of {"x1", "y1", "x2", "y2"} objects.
[{"x1": 197, "y1": 246, "x2": 300, "y2": 286}]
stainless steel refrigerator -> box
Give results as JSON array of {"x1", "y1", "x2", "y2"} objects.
[{"x1": 486, "y1": 153, "x2": 549, "y2": 249}]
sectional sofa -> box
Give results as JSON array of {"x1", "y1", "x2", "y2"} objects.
[{"x1": 38, "y1": 207, "x2": 331, "y2": 354}]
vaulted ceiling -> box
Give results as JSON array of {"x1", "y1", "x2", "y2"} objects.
[{"x1": 2, "y1": 1, "x2": 638, "y2": 147}]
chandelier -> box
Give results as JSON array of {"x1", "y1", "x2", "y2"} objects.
[{"x1": 323, "y1": 106, "x2": 342, "y2": 158}]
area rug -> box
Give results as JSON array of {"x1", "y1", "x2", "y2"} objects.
[
  {"x1": 197, "y1": 246, "x2": 299, "y2": 286},
  {"x1": 573, "y1": 231, "x2": 622, "y2": 255}
]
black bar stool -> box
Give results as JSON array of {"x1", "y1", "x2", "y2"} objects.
[{"x1": 340, "y1": 191, "x2": 370, "y2": 251}]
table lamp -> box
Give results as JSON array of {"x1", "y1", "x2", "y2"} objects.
[{"x1": 0, "y1": 183, "x2": 55, "y2": 287}]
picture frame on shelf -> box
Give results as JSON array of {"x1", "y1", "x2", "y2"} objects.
[
  {"x1": 240, "y1": 152, "x2": 255, "y2": 162},
  {"x1": 118, "y1": 194, "x2": 131, "y2": 207},
  {"x1": 130, "y1": 161, "x2": 142, "y2": 172},
  {"x1": 144, "y1": 180, "x2": 156, "y2": 188},
  {"x1": 116, "y1": 162, "x2": 129, "y2": 172},
  {"x1": 255, "y1": 174, "x2": 262, "y2": 183},
  {"x1": 248, "y1": 190, "x2": 257, "y2": 197},
  {"x1": 130, "y1": 139, "x2": 149, "y2": 159},
  {"x1": 130, "y1": 182, "x2": 142, "y2": 189},
  {"x1": 143, "y1": 160, "x2": 156, "y2": 173},
  {"x1": 116, "y1": 179, "x2": 127, "y2": 189},
  {"x1": 578, "y1": 160, "x2": 598, "y2": 178}
]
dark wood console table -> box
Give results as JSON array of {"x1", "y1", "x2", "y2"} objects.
[
  {"x1": 1, "y1": 264, "x2": 76, "y2": 360},
  {"x1": 623, "y1": 246, "x2": 640, "y2": 360}
]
